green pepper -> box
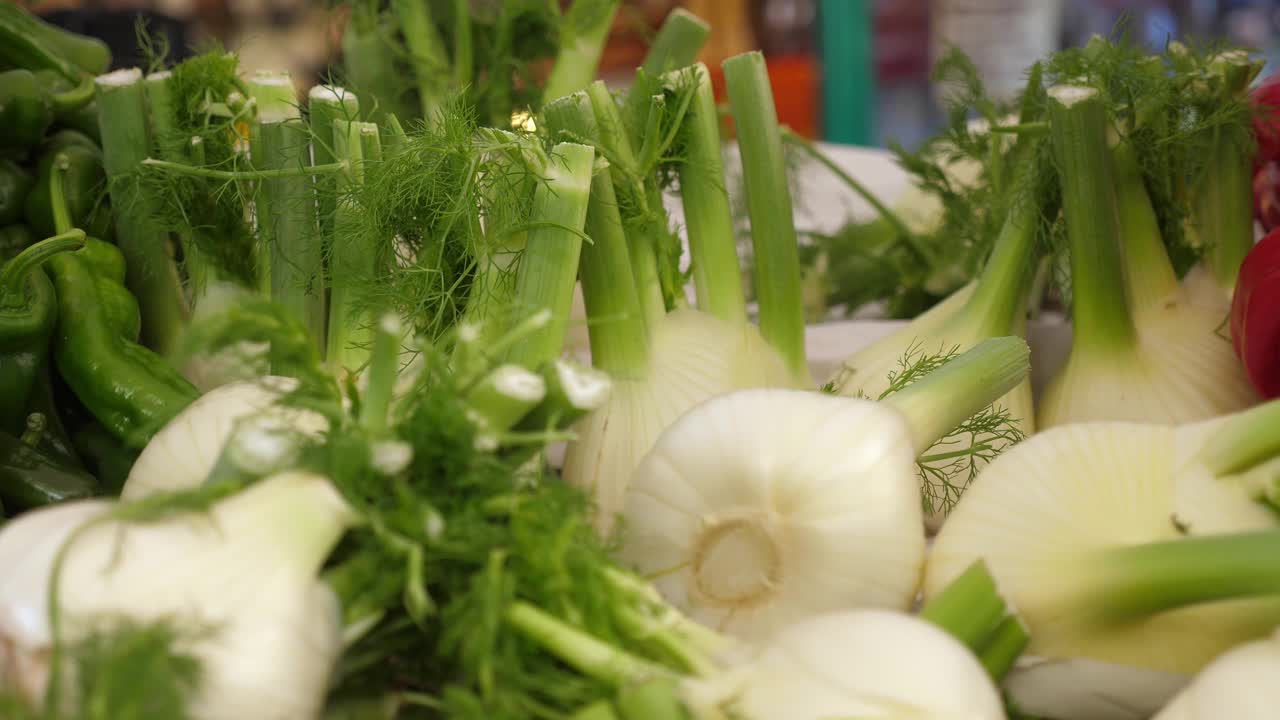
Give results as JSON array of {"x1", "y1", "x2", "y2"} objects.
[
  {"x1": 24, "y1": 143, "x2": 108, "y2": 239},
  {"x1": 0, "y1": 224, "x2": 34, "y2": 260},
  {"x1": 43, "y1": 128, "x2": 100, "y2": 155},
  {"x1": 72, "y1": 423, "x2": 138, "y2": 496},
  {"x1": 55, "y1": 100, "x2": 103, "y2": 144},
  {"x1": 0, "y1": 6, "x2": 95, "y2": 115},
  {"x1": 0, "y1": 229, "x2": 87, "y2": 434},
  {"x1": 0, "y1": 3, "x2": 110, "y2": 77},
  {"x1": 44, "y1": 153, "x2": 198, "y2": 448},
  {"x1": 0, "y1": 69, "x2": 54, "y2": 151},
  {"x1": 0, "y1": 414, "x2": 97, "y2": 510},
  {"x1": 0, "y1": 159, "x2": 33, "y2": 225},
  {"x1": 25, "y1": 365, "x2": 82, "y2": 467}
]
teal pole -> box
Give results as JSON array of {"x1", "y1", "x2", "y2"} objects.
[{"x1": 818, "y1": 0, "x2": 877, "y2": 146}]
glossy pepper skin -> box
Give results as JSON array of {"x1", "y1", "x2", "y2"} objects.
[
  {"x1": 0, "y1": 159, "x2": 33, "y2": 225},
  {"x1": 42, "y1": 148, "x2": 199, "y2": 448},
  {"x1": 0, "y1": 6, "x2": 95, "y2": 123},
  {"x1": 0, "y1": 416, "x2": 97, "y2": 511},
  {"x1": 46, "y1": 238, "x2": 199, "y2": 448},
  {"x1": 0, "y1": 2, "x2": 110, "y2": 77},
  {"x1": 0, "y1": 230, "x2": 85, "y2": 434},
  {"x1": 24, "y1": 365, "x2": 82, "y2": 467},
  {"x1": 24, "y1": 143, "x2": 107, "y2": 239},
  {"x1": 0, "y1": 69, "x2": 54, "y2": 151}
]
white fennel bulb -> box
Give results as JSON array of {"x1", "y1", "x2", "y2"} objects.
[
  {"x1": 547, "y1": 67, "x2": 806, "y2": 535},
  {"x1": 622, "y1": 338, "x2": 1031, "y2": 640},
  {"x1": 716, "y1": 609, "x2": 1005, "y2": 720},
  {"x1": 620, "y1": 388, "x2": 923, "y2": 640},
  {"x1": 1152, "y1": 629, "x2": 1280, "y2": 720},
  {"x1": 925, "y1": 399, "x2": 1280, "y2": 719},
  {"x1": 0, "y1": 471, "x2": 353, "y2": 719},
  {"x1": 123, "y1": 377, "x2": 328, "y2": 499},
  {"x1": 562, "y1": 310, "x2": 794, "y2": 532},
  {"x1": 1035, "y1": 85, "x2": 1257, "y2": 429}
]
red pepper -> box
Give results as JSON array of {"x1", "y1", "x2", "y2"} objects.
[
  {"x1": 1231, "y1": 227, "x2": 1280, "y2": 399},
  {"x1": 1254, "y1": 161, "x2": 1280, "y2": 232},
  {"x1": 1252, "y1": 73, "x2": 1280, "y2": 166}
]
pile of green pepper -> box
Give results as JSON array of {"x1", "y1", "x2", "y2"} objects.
[{"x1": 0, "y1": 6, "x2": 198, "y2": 523}]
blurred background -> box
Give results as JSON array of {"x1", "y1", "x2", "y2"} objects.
[{"x1": 19, "y1": 0, "x2": 1280, "y2": 150}]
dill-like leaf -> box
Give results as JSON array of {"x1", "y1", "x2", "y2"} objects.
[
  {"x1": 138, "y1": 48, "x2": 259, "y2": 288},
  {"x1": 64, "y1": 617, "x2": 207, "y2": 720},
  {"x1": 875, "y1": 342, "x2": 1028, "y2": 515}
]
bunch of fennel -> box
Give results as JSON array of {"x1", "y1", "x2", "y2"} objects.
[
  {"x1": 926, "y1": 394, "x2": 1280, "y2": 719},
  {"x1": 544, "y1": 53, "x2": 805, "y2": 533},
  {"x1": 813, "y1": 91, "x2": 1054, "y2": 522},
  {"x1": 1034, "y1": 40, "x2": 1260, "y2": 427}
]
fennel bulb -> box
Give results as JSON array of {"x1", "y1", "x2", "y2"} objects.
[
  {"x1": 1152, "y1": 628, "x2": 1280, "y2": 720},
  {"x1": 723, "y1": 609, "x2": 1007, "y2": 720},
  {"x1": 548, "y1": 62, "x2": 806, "y2": 533},
  {"x1": 622, "y1": 338, "x2": 1031, "y2": 640},
  {"x1": 620, "y1": 388, "x2": 924, "y2": 638},
  {"x1": 122, "y1": 377, "x2": 328, "y2": 500},
  {"x1": 925, "y1": 399, "x2": 1280, "y2": 719},
  {"x1": 826, "y1": 113, "x2": 1053, "y2": 521},
  {"x1": 563, "y1": 310, "x2": 792, "y2": 530},
  {"x1": 1036, "y1": 84, "x2": 1257, "y2": 428},
  {"x1": 0, "y1": 471, "x2": 352, "y2": 719}
]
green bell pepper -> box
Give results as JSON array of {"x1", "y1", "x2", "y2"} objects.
[
  {"x1": 0, "y1": 224, "x2": 34, "y2": 260},
  {"x1": 72, "y1": 422, "x2": 139, "y2": 496},
  {"x1": 0, "y1": 69, "x2": 54, "y2": 151},
  {"x1": 44, "y1": 152, "x2": 198, "y2": 448},
  {"x1": 0, "y1": 3, "x2": 110, "y2": 76},
  {"x1": 0, "y1": 413, "x2": 97, "y2": 510},
  {"x1": 0, "y1": 229, "x2": 86, "y2": 434},
  {"x1": 24, "y1": 364, "x2": 82, "y2": 467},
  {"x1": 43, "y1": 128, "x2": 100, "y2": 155},
  {"x1": 56, "y1": 101, "x2": 103, "y2": 144},
  {"x1": 0, "y1": 159, "x2": 33, "y2": 225},
  {"x1": 24, "y1": 143, "x2": 108, "y2": 239},
  {"x1": 0, "y1": 6, "x2": 95, "y2": 116}
]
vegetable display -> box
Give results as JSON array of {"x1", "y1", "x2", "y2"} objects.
[{"x1": 3, "y1": 3, "x2": 1280, "y2": 719}]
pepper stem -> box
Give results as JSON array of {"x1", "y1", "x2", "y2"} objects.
[{"x1": 0, "y1": 230, "x2": 86, "y2": 304}]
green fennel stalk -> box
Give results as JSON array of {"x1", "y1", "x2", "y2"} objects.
[
  {"x1": 583, "y1": 81, "x2": 668, "y2": 327},
  {"x1": 95, "y1": 68, "x2": 190, "y2": 355},
  {"x1": 504, "y1": 142, "x2": 596, "y2": 371},
  {"x1": 541, "y1": 0, "x2": 622, "y2": 104},
  {"x1": 1193, "y1": 51, "x2": 1261, "y2": 292},
  {"x1": 722, "y1": 52, "x2": 810, "y2": 383},
  {"x1": 671, "y1": 63, "x2": 746, "y2": 326},
  {"x1": 249, "y1": 72, "x2": 326, "y2": 351},
  {"x1": 144, "y1": 70, "x2": 215, "y2": 302},
  {"x1": 881, "y1": 336, "x2": 1032, "y2": 453},
  {"x1": 542, "y1": 91, "x2": 648, "y2": 376},
  {"x1": 1046, "y1": 84, "x2": 1137, "y2": 356},
  {"x1": 390, "y1": 0, "x2": 451, "y2": 121},
  {"x1": 308, "y1": 85, "x2": 359, "y2": 256},
  {"x1": 327, "y1": 119, "x2": 382, "y2": 370}
]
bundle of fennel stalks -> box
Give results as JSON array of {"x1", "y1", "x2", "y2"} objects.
[{"x1": 3, "y1": 6, "x2": 1280, "y2": 720}]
